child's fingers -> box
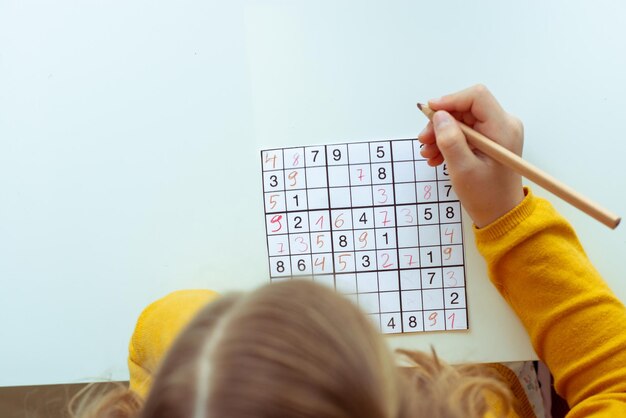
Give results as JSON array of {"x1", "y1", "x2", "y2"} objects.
[
  {"x1": 432, "y1": 111, "x2": 477, "y2": 171},
  {"x1": 428, "y1": 84, "x2": 505, "y2": 125},
  {"x1": 419, "y1": 143, "x2": 440, "y2": 159},
  {"x1": 426, "y1": 153, "x2": 444, "y2": 167},
  {"x1": 450, "y1": 111, "x2": 478, "y2": 128},
  {"x1": 418, "y1": 122, "x2": 435, "y2": 145}
]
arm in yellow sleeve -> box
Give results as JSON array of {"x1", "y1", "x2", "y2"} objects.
[
  {"x1": 128, "y1": 289, "x2": 219, "y2": 398},
  {"x1": 476, "y1": 188, "x2": 626, "y2": 416}
]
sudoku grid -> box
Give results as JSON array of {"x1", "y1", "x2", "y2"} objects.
[{"x1": 260, "y1": 139, "x2": 468, "y2": 334}]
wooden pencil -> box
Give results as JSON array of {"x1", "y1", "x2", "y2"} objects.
[{"x1": 417, "y1": 103, "x2": 621, "y2": 229}]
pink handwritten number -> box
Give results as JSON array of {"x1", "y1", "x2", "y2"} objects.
[
  {"x1": 446, "y1": 271, "x2": 457, "y2": 286},
  {"x1": 270, "y1": 215, "x2": 283, "y2": 233},
  {"x1": 381, "y1": 253, "x2": 393, "y2": 269},
  {"x1": 447, "y1": 312, "x2": 455, "y2": 329},
  {"x1": 401, "y1": 208, "x2": 413, "y2": 224},
  {"x1": 423, "y1": 185, "x2": 432, "y2": 200},
  {"x1": 295, "y1": 237, "x2": 308, "y2": 253},
  {"x1": 378, "y1": 188, "x2": 388, "y2": 203}
]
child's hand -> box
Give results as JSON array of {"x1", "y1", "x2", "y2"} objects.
[{"x1": 418, "y1": 85, "x2": 525, "y2": 228}]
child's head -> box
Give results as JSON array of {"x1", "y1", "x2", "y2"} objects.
[
  {"x1": 143, "y1": 280, "x2": 404, "y2": 418},
  {"x1": 70, "y1": 280, "x2": 512, "y2": 418}
]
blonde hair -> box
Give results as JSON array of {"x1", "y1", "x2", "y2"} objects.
[
  {"x1": 70, "y1": 280, "x2": 513, "y2": 418},
  {"x1": 68, "y1": 382, "x2": 142, "y2": 418}
]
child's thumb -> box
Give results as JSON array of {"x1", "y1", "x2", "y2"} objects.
[{"x1": 432, "y1": 111, "x2": 474, "y2": 168}]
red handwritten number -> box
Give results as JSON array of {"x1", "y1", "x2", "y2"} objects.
[
  {"x1": 270, "y1": 215, "x2": 283, "y2": 233},
  {"x1": 315, "y1": 215, "x2": 325, "y2": 230},
  {"x1": 447, "y1": 312, "x2": 455, "y2": 329},
  {"x1": 357, "y1": 168, "x2": 364, "y2": 181},
  {"x1": 381, "y1": 253, "x2": 393, "y2": 269},
  {"x1": 444, "y1": 227, "x2": 454, "y2": 243},
  {"x1": 277, "y1": 242, "x2": 285, "y2": 253},
  {"x1": 293, "y1": 153, "x2": 300, "y2": 167},
  {"x1": 380, "y1": 210, "x2": 390, "y2": 226},
  {"x1": 404, "y1": 254, "x2": 416, "y2": 266}
]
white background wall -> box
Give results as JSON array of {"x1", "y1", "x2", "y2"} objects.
[{"x1": 1, "y1": 0, "x2": 625, "y2": 386}]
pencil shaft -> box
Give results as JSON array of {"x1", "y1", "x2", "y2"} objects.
[{"x1": 418, "y1": 104, "x2": 621, "y2": 229}]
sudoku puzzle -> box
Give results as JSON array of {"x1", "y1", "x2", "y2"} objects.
[{"x1": 260, "y1": 139, "x2": 468, "y2": 334}]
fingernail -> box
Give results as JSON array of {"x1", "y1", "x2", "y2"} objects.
[
  {"x1": 428, "y1": 97, "x2": 443, "y2": 106},
  {"x1": 433, "y1": 111, "x2": 453, "y2": 129},
  {"x1": 418, "y1": 126, "x2": 428, "y2": 138}
]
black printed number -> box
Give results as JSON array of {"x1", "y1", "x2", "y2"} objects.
[
  {"x1": 450, "y1": 292, "x2": 459, "y2": 305},
  {"x1": 428, "y1": 272, "x2": 436, "y2": 285}
]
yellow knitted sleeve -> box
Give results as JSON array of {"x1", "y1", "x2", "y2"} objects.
[
  {"x1": 475, "y1": 188, "x2": 626, "y2": 416},
  {"x1": 127, "y1": 289, "x2": 219, "y2": 398}
]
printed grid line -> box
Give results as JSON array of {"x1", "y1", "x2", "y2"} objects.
[
  {"x1": 387, "y1": 140, "x2": 403, "y2": 332},
  {"x1": 413, "y1": 141, "x2": 426, "y2": 332}
]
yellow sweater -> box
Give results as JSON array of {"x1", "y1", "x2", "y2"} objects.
[
  {"x1": 476, "y1": 189, "x2": 626, "y2": 416},
  {"x1": 128, "y1": 190, "x2": 626, "y2": 416},
  {"x1": 128, "y1": 289, "x2": 219, "y2": 397}
]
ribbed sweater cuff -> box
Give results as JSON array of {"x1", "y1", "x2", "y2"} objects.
[{"x1": 473, "y1": 187, "x2": 536, "y2": 242}]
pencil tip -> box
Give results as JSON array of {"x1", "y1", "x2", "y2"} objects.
[{"x1": 417, "y1": 103, "x2": 423, "y2": 110}]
